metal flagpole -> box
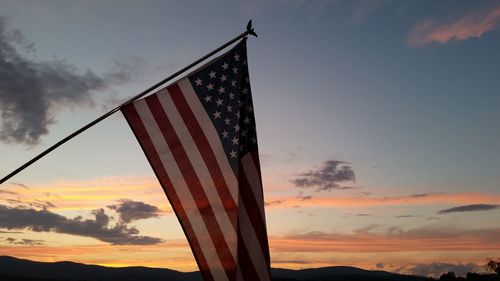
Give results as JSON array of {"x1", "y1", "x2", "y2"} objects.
[{"x1": 0, "y1": 21, "x2": 258, "y2": 185}]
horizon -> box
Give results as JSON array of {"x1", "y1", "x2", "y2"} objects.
[{"x1": 1, "y1": 0, "x2": 500, "y2": 279}]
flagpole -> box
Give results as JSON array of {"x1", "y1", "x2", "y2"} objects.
[{"x1": 0, "y1": 21, "x2": 257, "y2": 185}]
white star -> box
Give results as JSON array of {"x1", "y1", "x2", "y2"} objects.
[
  {"x1": 222, "y1": 63, "x2": 229, "y2": 70},
  {"x1": 243, "y1": 60, "x2": 247, "y2": 65},
  {"x1": 232, "y1": 137, "x2": 239, "y2": 145},
  {"x1": 234, "y1": 53, "x2": 240, "y2": 61},
  {"x1": 224, "y1": 117, "x2": 231, "y2": 125},
  {"x1": 241, "y1": 130, "x2": 247, "y2": 137},
  {"x1": 244, "y1": 116, "x2": 251, "y2": 124},
  {"x1": 204, "y1": 95, "x2": 212, "y2": 103},
  {"x1": 232, "y1": 67, "x2": 238, "y2": 74},
  {"x1": 229, "y1": 93, "x2": 235, "y2": 100},
  {"x1": 218, "y1": 86, "x2": 225, "y2": 94},
  {"x1": 251, "y1": 137, "x2": 257, "y2": 143},
  {"x1": 231, "y1": 80, "x2": 236, "y2": 87},
  {"x1": 247, "y1": 106, "x2": 253, "y2": 112},
  {"x1": 209, "y1": 71, "x2": 216, "y2": 79},
  {"x1": 240, "y1": 145, "x2": 245, "y2": 152},
  {"x1": 220, "y1": 74, "x2": 227, "y2": 82},
  {"x1": 222, "y1": 130, "x2": 229, "y2": 138},
  {"x1": 234, "y1": 124, "x2": 240, "y2": 132},
  {"x1": 213, "y1": 111, "x2": 221, "y2": 119},
  {"x1": 226, "y1": 105, "x2": 233, "y2": 112},
  {"x1": 216, "y1": 99, "x2": 223, "y2": 106},
  {"x1": 194, "y1": 78, "x2": 203, "y2": 86},
  {"x1": 242, "y1": 88, "x2": 248, "y2": 94},
  {"x1": 229, "y1": 150, "x2": 237, "y2": 158},
  {"x1": 236, "y1": 111, "x2": 240, "y2": 119},
  {"x1": 206, "y1": 83, "x2": 214, "y2": 90}
]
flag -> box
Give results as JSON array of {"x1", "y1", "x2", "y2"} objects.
[{"x1": 121, "y1": 40, "x2": 271, "y2": 281}]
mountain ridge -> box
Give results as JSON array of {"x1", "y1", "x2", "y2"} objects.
[{"x1": 0, "y1": 255, "x2": 427, "y2": 281}]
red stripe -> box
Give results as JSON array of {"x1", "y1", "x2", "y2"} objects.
[
  {"x1": 145, "y1": 94, "x2": 236, "y2": 279},
  {"x1": 239, "y1": 152, "x2": 271, "y2": 267},
  {"x1": 236, "y1": 226, "x2": 260, "y2": 281},
  {"x1": 121, "y1": 103, "x2": 215, "y2": 281},
  {"x1": 168, "y1": 83, "x2": 238, "y2": 230}
]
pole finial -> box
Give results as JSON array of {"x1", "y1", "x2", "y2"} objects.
[{"x1": 246, "y1": 20, "x2": 258, "y2": 38}]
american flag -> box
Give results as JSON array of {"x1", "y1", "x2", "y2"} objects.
[{"x1": 121, "y1": 40, "x2": 271, "y2": 281}]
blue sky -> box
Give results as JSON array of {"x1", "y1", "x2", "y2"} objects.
[{"x1": 1, "y1": 0, "x2": 500, "y2": 277}]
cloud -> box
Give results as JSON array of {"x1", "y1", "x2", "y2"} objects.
[
  {"x1": 107, "y1": 199, "x2": 162, "y2": 223},
  {"x1": 0, "y1": 189, "x2": 18, "y2": 195},
  {"x1": 264, "y1": 192, "x2": 500, "y2": 209},
  {"x1": 3, "y1": 237, "x2": 44, "y2": 246},
  {"x1": 407, "y1": 5, "x2": 500, "y2": 47},
  {"x1": 402, "y1": 262, "x2": 479, "y2": 277},
  {"x1": 438, "y1": 204, "x2": 500, "y2": 214},
  {"x1": 0, "y1": 17, "x2": 135, "y2": 145},
  {"x1": 9, "y1": 182, "x2": 29, "y2": 189},
  {"x1": 265, "y1": 200, "x2": 285, "y2": 206},
  {"x1": 375, "y1": 262, "x2": 384, "y2": 269},
  {"x1": 269, "y1": 226, "x2": 500, "y2": 252},
  {"x1": 351, "y1": 0, "x2": 386, "y2": 23},
  {"x1": 291, "y1": 160, "x2": 356, "y2": 191},
  {"x1": 0, "y1": 204, "x2": 163, "y2": 245}
]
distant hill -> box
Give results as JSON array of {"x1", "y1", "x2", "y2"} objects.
[{"x1": 0, "y1": 256, "x2": 427, "y2": 281}]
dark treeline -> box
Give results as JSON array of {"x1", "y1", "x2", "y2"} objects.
[{"x1": 426, "y1": 272, "x2": 500, "y2": 281}]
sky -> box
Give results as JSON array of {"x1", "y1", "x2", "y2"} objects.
[{"x1": 0, "y1": 0, "x2": 499, "y2": 278}]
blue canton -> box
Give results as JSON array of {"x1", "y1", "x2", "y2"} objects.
[{"x1": 188, "y1": 40, "x2": 258, "y2": 173}]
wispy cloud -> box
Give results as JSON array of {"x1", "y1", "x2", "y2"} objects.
[
  {"x1": 265, "y1": 192, "x2": 500, "y2": 209},
  {"x1": 291, "y1": 160, "x2": 356, "y2": 191},
  {"x1": 0, "y1": 17, "x2": 136, "y2": 145},
  {"x1": 408, "y1": 5, "x2": 500, "y2": 47},
  {"x1": 0, "y1": 204, "x2": 163, "y2": 245},
  {"x1": 438, "y1": 204, "x2": 500, "y2": 214},
  {"x1": 270, "y1": 226, "x2": 500, "y2": 252}
]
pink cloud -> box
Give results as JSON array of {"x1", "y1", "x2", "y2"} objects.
[{"x1": 408, "y1": 6, "x2": 500, "y2": 47}]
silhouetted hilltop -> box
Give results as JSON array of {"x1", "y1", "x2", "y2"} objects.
[{"x1": 0, "y1": 255, "x2": 428, "y2": 281}]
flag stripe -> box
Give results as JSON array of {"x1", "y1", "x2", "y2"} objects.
[
  {"x1": 238, "y1": 200, "x2": 271, "y2": 281},
  {"x1": 134, "y1": 99, "x2": 231, "y2": 281},
  {"x1": 239, "y1": 169, "x2": 270, "y2": 260},
  {"x1": 167, "y1": 83, "x2": 238, "y2": 229},
  {"x1": 178, "y1": 79, "x2": 239, "y2": 199},
  {"x1": 121, "y1": 104, "x2": 215, "y2": 281},
  {"x1": 236, "y1": 227, "x2": 260, "y2": 281},
  {"x1": 241, "y1": 153, "x2": 265, "y2": 221},
  {"x1": 144, "y1": 95, "x2": 237, "y2": 277},
  {"x1": 157, "y1": 86, "x2": 237, "y2": 257}
]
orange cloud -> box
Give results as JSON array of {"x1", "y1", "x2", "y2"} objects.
[
  {"x1": 270, "y1": 227, "x2": 500, "y2": 253},
  {"x1": 265, "y1": 192, "x2": 500, "y2": 209},
  {"x1": 408, "y1": 6, "x2": 500, "y2": 46}
]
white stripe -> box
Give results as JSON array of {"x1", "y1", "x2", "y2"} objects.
[
  {"x1": 241, "y1": 153, "x2": 265, "y2": 221},
  {"x1": 178, "y1": 78, "x2": 238, "y2": 202},
  {"x1": 239, "y1": 201, "x2": 271, "y2": 281},
  {"x1": 134, "y1": 99, "x2": 229, "y2": 281},
  {"x1": 157, "y1": 88, "x2": 237, "y2": 259}
]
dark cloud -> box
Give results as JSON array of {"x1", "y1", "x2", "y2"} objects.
[
  {"x1": 395, "y1": 215, "x2": 422, "y2": 218},
  {"x1": 296, "y1": 192, "x2": 312, "y2": 201},
  {"x1": 107, "y1": 200, "x2": 162, "y2": 223},
  {"x1": 265, "y1": 200, "x2": 284, "y2": 206},
  {"x1": 402, "y1": 262, "x2": 479, "y2": 277},
  {"x1": 3, "y1": 237, "x2": 44, "y2": 245},
  {"x1": 0, "y1": 17, "x2": 135, "y2": 145},
  {"x1": 375, "y1": 263, "x2": 384, "y2": 269},
  {"x1": 438, "y1": 204, "x2": 500, "y2": 214},
  {"x1": 291, "y1": 160, "x2": 356, "y2": 191},
  {"x1": 0, "y1": 204, "x2": 163, "y2": 245}
]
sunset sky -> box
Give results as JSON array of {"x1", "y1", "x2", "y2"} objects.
[{"x1": 1, "y1": 0, "x2": 500, "y2": 278}]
